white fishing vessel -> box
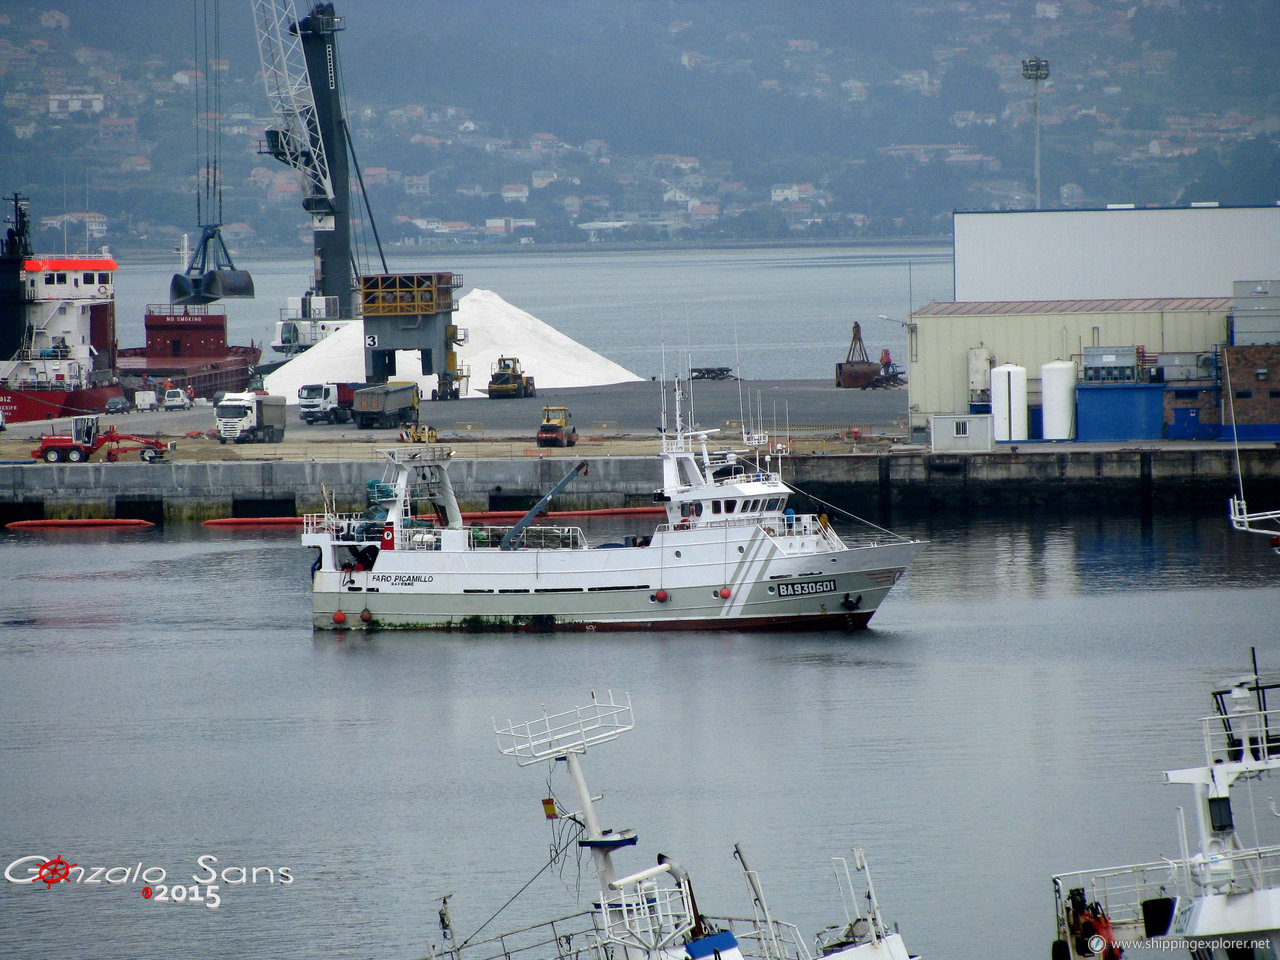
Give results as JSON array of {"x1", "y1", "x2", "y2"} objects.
[
  {"x1": 302, "y1": 385, "x2": 924, "y2": 631},
  {"x1": 1050, "y1": 656, "x2": 1280, "y2": 960},
  {"x1": 426, "y1": 691, "x2": 916, "y2": 960}
]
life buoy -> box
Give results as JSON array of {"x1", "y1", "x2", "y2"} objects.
[{"x1": 97, "y1": 285, "x2": 108, "y2": 295}]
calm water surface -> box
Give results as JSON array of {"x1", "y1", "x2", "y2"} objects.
[
  {"x1": 1, "y1": 514, "x2": 1277, "y2": 959},
  {"x1": 111, "y1": 244, "x2": 954, "y2": 381}
]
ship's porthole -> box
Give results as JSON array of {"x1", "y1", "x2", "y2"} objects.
[
  {"x1": 674, "y1": 550, "x2": 681, "y2": 558},
  {"x1": 738, "y1": 545, "x2": 744, "y2": 553},
  {"x1": 767, "y1": 586, "x2": 776, "y2": 594}
]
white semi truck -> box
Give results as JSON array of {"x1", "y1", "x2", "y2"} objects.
[{"x1": 215, "y1": 392, "x2": 287, "y2": 443}]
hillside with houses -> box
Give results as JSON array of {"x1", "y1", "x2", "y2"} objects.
[{"x1": 1, "y1": 0, "x2": 1277, "y2": 253}]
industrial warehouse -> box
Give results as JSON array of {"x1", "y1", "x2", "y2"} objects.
[{"x1": 908, "y1": 205, "x2": 1280, "y2": 450}]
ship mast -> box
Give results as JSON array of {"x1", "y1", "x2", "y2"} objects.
[{"x1": 494, "y1": 692, "x2": 637, "y2": 897}]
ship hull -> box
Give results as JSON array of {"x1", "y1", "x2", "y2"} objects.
[
  {"x1": 0, "y1": 384, "x2": 123, "y2": 423},
  {"x1": 306, "y1": 525, "x2": 924, "y2": 632}
]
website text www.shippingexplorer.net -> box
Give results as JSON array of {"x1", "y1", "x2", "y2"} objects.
[{"x1": 1089, "y1": 934, "x2": 1272, "y2": 953}]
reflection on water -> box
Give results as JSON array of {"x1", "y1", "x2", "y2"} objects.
[{"x1": 0, "y1": 516, "x2": 1276, "y2": 960}]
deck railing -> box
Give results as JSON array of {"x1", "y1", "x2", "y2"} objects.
[
  {"x1": 428, "y1": 911, "x2": 811, "y2": 960},
  {"x1": 1202, "y1": 704, "x2": 1280, "y2": 765},
  {"x1": 1053, "y1": 843, "x2": 1280, "y2": 937}
]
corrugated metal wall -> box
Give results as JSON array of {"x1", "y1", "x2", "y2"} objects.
[{"x1": 905, "y1": 304, "x2": 1230, "y2": 433}]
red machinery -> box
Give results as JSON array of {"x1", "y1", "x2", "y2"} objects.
[{"x1": 32, "y1": 416, "x2": 176, "y2": 463}]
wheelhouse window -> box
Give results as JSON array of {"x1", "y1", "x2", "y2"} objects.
[
  {"x1": 725, "y1": 500, "x2": 737, "y2": 514},
  {"x1": 711, "y1": 500, "x2": 722, "y2": 514},
  {"x1": 97, "y1": 272, "x2": 110, "y2": 285},
  {"x1": 83, "y1": 272, "x2": 95, "y2": 284}
]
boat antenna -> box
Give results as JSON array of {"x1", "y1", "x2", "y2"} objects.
[
  {"x1": 735, "y1": 323, "x2": 744, "y2": 424},
  {"x1": 685, "y1": 351, "x2": 696, "y2": 431},
  {"x1": 659, "y1": 344, "x2": 668, "y2": 437}
]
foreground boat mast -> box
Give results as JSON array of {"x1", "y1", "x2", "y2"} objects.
[{"x1": 425, "y1": 692, "x2": 917, "y2": 960}]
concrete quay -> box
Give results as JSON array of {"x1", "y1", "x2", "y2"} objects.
[
  {"x1": 2, "y1": 439, "x2": 1277, "y2": 525},
  {"x1": 1, "y1": 380, "x2": 1277, "y2": 523}
]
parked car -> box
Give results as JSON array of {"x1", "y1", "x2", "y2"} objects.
[
  {"x1": 105, "y1": 396, "x2": 131, "y2": 415},
  {"x1": 163, "y1": 389, "x2": 191, "y2": 411}
]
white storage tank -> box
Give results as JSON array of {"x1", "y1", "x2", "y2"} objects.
[
  {"x1": 991, "y1": 363, "x2": 1028, "y2": 441},
  {"x1": 1041, "y1": 359, "x2": 1078, "y2": 440}
]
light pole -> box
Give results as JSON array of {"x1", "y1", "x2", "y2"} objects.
[{"x1": 1022, "y1": 57, "x2": 1050, "y2": 209}]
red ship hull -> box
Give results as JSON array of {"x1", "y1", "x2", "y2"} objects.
[{"x1": 0, "y1": 385, "x2": 124, "y2": 424}]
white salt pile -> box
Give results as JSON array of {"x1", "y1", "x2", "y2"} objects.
[{"x1": 263, "y1": 288, "x2": 643, "y2": 399}]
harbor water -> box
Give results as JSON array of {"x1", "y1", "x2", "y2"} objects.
[
  {"x1": 1, "y1": 512, "x2": 1277, "y2": 959},
  {"x1": 110, "y1": 243, "x2": 955, "y2": 382},
  {"x1": 6, "y1": 244, "x2": 1277, "y2": 958}
]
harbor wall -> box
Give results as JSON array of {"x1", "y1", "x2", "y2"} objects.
[{"x1": 1, "y1": 447, "x2": 1278, "y2": 523}]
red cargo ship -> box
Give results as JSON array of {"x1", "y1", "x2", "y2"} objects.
[
  {"x1": 0, "y1": 194, "x2": 123, "y2": 423},
  {"x1": 117, "y1": 301, "x2": 262, "y2": 399}
]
